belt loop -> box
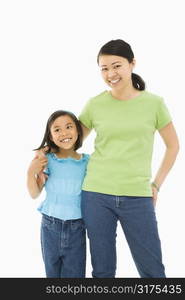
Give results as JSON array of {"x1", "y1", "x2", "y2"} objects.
[{"x1": 116, "y1": 196, "x2": 120, "y2": 208}]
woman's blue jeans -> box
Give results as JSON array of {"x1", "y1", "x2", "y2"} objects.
[
  {"x1": 81, "y1": 191, "x2": 165, "y2": 278},
  {"x1": 41, "y1": 214, "x2": 86, "y2": 278}
]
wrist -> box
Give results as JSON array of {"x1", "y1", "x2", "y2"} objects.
[{"x1": 151, "y1": 181, "x2": 160, "y2": 192}]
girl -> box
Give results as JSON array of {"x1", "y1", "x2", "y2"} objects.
[
  {"x1": 27, "y1": 110, "x2": 89, "y2": 278},
  {"x1": 79, "y1": 39, "x2": 179, "y2": 278}
]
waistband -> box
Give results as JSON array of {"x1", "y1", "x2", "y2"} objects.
[{"x1": 42, "y1": 213, "x2": 82, "y2": 223}]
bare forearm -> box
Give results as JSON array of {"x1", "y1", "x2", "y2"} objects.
[
  {"x1": 27, "y1": 171, "x2": 42, "y2": 199},
  {"x1": 153, "y1": 146, "x2": 179, "y2": 188}
]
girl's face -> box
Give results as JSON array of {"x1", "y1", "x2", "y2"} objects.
[
  {"x1": 50, "y1": 115, "x2": 78, "y2": 151},
  {"x1": 99, "y1": 55, "x2": 135, "y2": 91}
]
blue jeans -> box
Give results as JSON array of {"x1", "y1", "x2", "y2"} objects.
[
  {"x1": 41, "y1": 214, "x2": 86, "y2": 278},
  {"x1": 81, "y1": 191, "x2": 165, "y2": 278}
]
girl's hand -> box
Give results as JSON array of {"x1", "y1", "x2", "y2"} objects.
[
  {"x1": 151, "y1": 185, "x2": 158, "y2": 207},
  {"x1": 28, "y1": 156, "x2": 48, "y2": 176}
]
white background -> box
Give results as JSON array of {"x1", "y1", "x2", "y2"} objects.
[{"x1": 0, "y1": 0, "x2": 184, "y2": 277}]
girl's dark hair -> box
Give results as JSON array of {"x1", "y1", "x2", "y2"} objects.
[
  {"x1": 34, "y1": 110, "x2": 83, "y2": 153},
  {"x1": 97, "y1": 39, "x2": 145, "y2": 91}
]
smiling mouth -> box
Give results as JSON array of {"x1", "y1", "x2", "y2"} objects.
[
  {"x1": 109, "y1": 78, "x2": 121, "y2": 85},
  {"x1": 60, "y1": 138, "x2": 72, "y2": 143}
]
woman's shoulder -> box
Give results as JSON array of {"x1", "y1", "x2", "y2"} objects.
[
  {"x1": 88, "y1": 90, "x2": 109, "y2": 103},
  {"x1": 144, "y1": 90, "x2": 164, "y2": 102},
  {"x1": 141, "y1": 90, "x2": 168, "y2": 109}
]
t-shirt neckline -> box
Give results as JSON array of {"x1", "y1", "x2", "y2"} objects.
[{"x1": 107, "y1": 90, "x2": 146, "y2": 103}]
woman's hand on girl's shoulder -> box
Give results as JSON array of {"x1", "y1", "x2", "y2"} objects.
[
  {"x1": 35, "y1": 146, "x2": 49, "y2": 158},
  {"x1": 28, "y1": 156, "x2": 48, "y2": 176}
]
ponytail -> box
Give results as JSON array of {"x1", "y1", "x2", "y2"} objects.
[{"x1": 131, "y1": 73, "x2": 145, "y2": 91}]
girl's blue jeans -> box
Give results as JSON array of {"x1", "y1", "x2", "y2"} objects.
[
  {"x1": 81, "y1": 191, "x2": 166, "y2": 278},
  {"x1": 41, "y1": 214, "x2": 86, "y2": 277}
]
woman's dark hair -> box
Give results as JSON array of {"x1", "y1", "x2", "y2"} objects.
[
  {"x1": 97, "y1": 39, "x2": 145, "y2": 91},
  {"x1": 34, "y1": 110, "x2": 83, "y2": 153}
]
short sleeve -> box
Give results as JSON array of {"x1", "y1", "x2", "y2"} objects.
[
  {"x1": 78, "y1": 99, "x2": 93, "y2": 129},
  {"x1": 156, "y1": 98, "x2": 172, "y2": 130}
]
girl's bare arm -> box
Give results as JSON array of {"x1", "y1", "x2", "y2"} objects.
[{"x1": 27, "y1": 156, "x2": 47, "y2": 199}]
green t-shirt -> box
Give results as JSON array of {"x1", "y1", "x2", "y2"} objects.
[{"x1": 79, "y1": 90, "x2": 172, "y2": 196}]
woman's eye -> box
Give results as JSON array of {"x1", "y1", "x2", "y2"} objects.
[{"x1": 114, "y1": 65, "x2": 121, "y2": 69}]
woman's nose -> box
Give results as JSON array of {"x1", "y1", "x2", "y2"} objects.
[{"x1": 108, "y1": 69, "x2": 117, "y2": 78}]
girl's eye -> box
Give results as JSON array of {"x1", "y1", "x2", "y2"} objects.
[{"x1": 66, "y1": 125, "x2": 73, "y2": 129}]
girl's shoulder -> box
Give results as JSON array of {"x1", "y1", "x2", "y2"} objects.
[
  {"x1": 45, "y1": 152, "x2": 53, "y2": 159},
  {"x1": 83, "y1": 153, "x2": 90, "y2": 161},
  {"x1": 45, "y1": 152, "x2": 58, "y2": 164}
]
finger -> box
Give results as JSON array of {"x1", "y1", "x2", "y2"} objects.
[
  {"x1": 36, "y1": 149, "x2": 46, "y2": 158},
  {"x1": 41, "y1": 163, "x2": 47, "y2": 168},
  {"x1": 39, "y1": 159, "x2": 48, "y2": 164},
  {"x1": 38, "y1": 156, "x2": 47, "y2": 161},
  {"x1": 43, "y1": 146, "x2": 49, "y2": 152},
  {"x1": 37, "y1": 170, "x2": 44, "y2": 176},
  {"x1": 42, "y1": 174, "x2": 48, "y2": 181},
  {"x1": 37, "y1": 174, "x2": 46, "y2": 186}
]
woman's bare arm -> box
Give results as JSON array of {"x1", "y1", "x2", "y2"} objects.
[
  {"x1": 80, "y1": 122, "x2": 92, "y2": 140},
  {"x1": 152, "y1": 122, "x2": 179, "y2": 204}
]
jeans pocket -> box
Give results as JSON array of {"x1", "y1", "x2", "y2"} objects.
[
  {"x1": 71, "y1": 219, "x2": 85, "y2": 231},
  {"x1": 41, "y1": 214, "x2": 53, "y2": 228}
]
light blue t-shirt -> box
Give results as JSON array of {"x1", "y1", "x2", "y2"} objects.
[{"x1": 37, "y1": 153, "x2": 90, "y2": 220}]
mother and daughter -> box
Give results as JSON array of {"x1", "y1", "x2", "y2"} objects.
[{"x1": 27, "y1": 39, "x2": 179, "y2": 278}]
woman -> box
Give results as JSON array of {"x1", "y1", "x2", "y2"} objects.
[{"x1": 79, "y1": 39, "x2": 179, "y2": 278}]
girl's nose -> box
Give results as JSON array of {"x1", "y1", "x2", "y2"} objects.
[{"x1": 60, "y1": 130, "x2": 67, "y2": 137}]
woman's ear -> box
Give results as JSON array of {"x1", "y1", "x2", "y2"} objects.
[{"x1": 131, "y1": 58, "x2": 136, "y2": 71}]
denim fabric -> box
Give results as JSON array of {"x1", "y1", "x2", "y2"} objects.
[
  {"x1": 81, "y1": 191, "x2": 165, "y2": 278},
  {"x1": 41, "y1": 214, "x2": 86, "y2": 278}
]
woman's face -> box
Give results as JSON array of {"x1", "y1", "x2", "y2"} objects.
[{"x1": 98, "y1": 55, "x2": 135, "y2": 91}]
